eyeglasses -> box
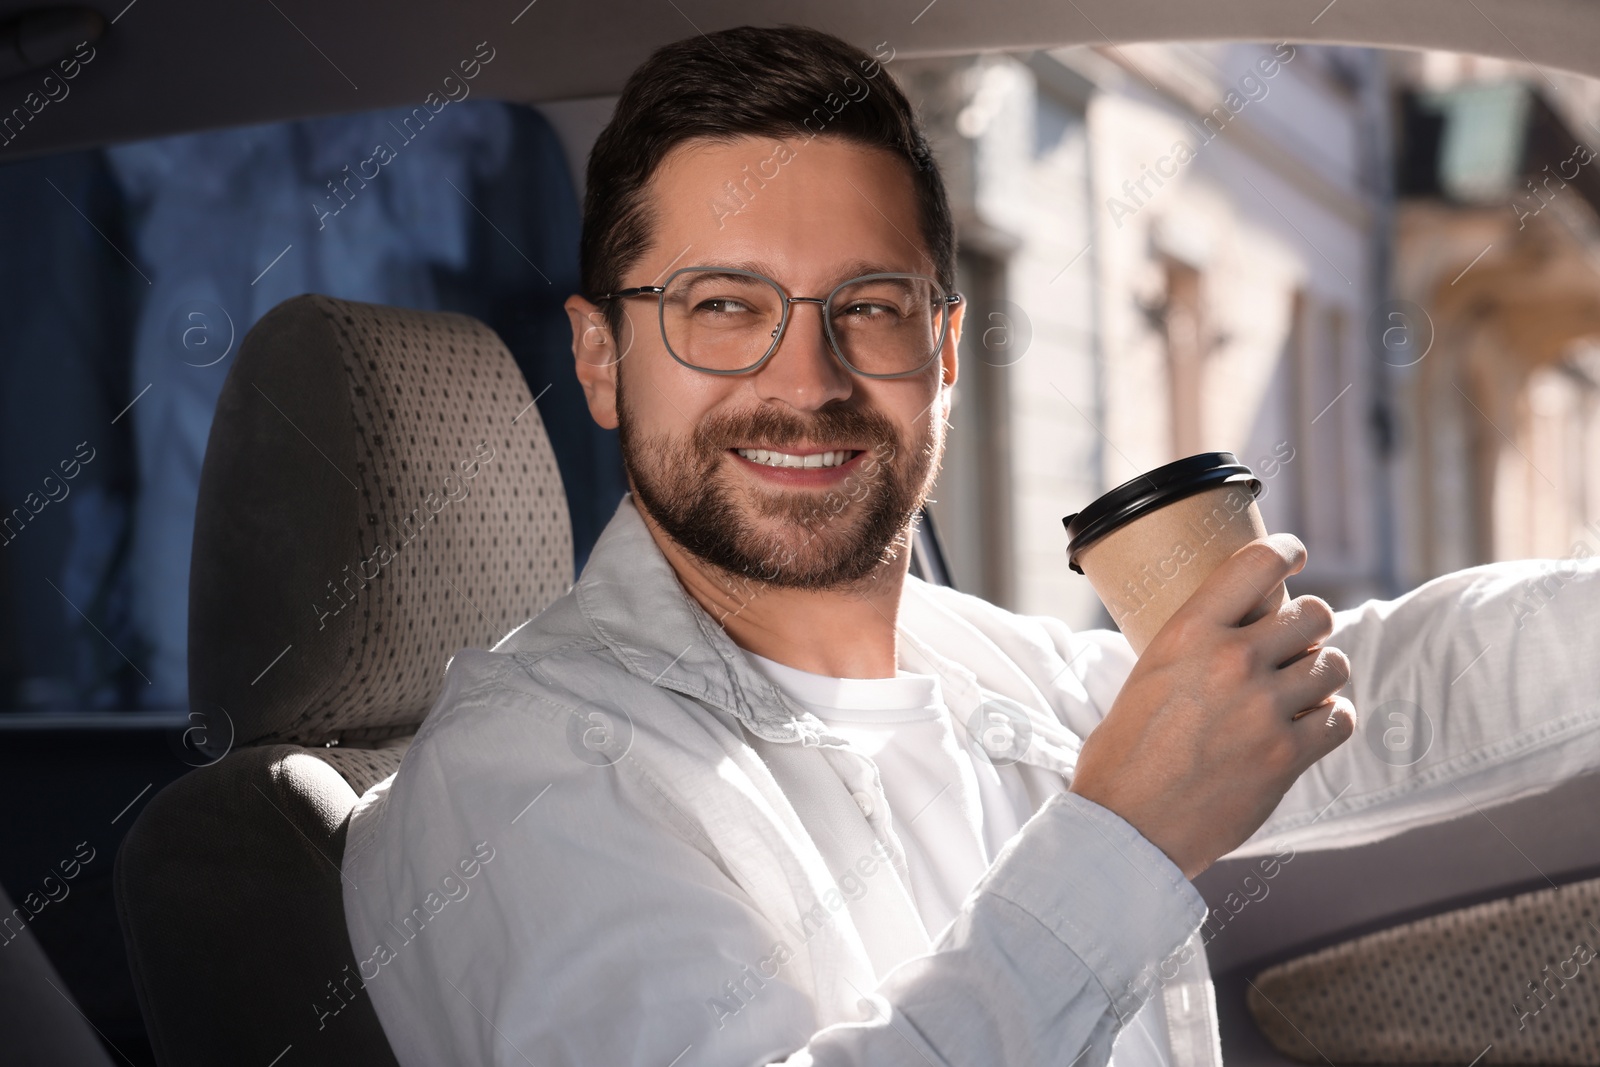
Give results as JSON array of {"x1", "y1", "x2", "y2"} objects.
[{"x1": 596, "y1": 266, "x2": 963, "y2": 379}]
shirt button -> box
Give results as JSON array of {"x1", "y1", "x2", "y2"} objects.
[{"x1": 851, "y1": 791, "x2": 874, "y2": 818}]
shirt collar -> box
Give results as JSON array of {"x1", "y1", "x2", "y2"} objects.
[
  {"x1": 573, "y1": 494, "x2": 823, "y2": 744},
  {"x1": 573, "y1": 494, "x2": 1081, "y2": 774}
]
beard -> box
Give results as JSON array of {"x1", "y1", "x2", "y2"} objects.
[{"x1": 617, "y1": 378, "x2": 944, "y2": 593}]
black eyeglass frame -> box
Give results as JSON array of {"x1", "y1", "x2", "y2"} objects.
[{"x1": 596, "y1": 266, "x2": 964, "y2": 379}]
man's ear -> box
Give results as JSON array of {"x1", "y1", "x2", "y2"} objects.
[
  {"x1": 940, "y1": 297, "x2": 963, "y2": 390},
  {"x1": 565, "y1": 294, "x2": 620, "y2": 430}
]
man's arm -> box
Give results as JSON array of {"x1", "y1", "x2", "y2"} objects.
[
  {"x1": 342, "y1": 670, "x2": 1206, "y2": 1067},
  {"x1": 1230, "y1": 554, "x2": 1600, "y2": 855},
  {"x1": 1016, "y1": 548, "x2": 1600, "y2": 859}
]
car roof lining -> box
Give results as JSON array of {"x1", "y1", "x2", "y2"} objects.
[{"x1": 0, "y1": 0, "x2": 1595, "y2": 163}]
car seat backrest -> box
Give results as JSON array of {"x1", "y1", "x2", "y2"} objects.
[{"x1": 116, "y1": 294, "x2": 573, "y2": 1065}]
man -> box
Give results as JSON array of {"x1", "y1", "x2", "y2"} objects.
[{"x1": 342, "y1": 25, "x2": 1600, "y2": 1066}]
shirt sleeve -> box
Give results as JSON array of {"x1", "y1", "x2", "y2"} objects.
[
  {"x1": 1230, "y1": 555, "x2": 1600, "y2": 856},
  {"x1": 343, "y1": 674, "x2": 1206, "y2": 1067}
]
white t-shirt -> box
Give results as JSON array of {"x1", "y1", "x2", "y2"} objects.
[
  {"x1": 743, "y1": 651, "x2": 1184, "y2": 1067},
  {"x1": 744, "y1": 650, "x2": 1030, "y2": 939}
]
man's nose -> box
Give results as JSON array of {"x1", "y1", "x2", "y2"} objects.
[{"x1": 751, "y1": 301, "x2": 854, "y2": 410}]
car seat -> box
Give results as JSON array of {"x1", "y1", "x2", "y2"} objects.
[{"x1": 113, "y1": 294, "x2": 573, "y2": 1065}]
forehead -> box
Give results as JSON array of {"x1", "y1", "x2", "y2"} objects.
[{"x1": 641, "y1": 135, "x2": 935, "y2": 285}]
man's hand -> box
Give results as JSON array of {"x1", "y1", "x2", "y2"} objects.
[{"x1": 1068, "y1": 533, "x2": 1356, "y2": 880}]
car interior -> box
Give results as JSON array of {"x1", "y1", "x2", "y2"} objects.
[{"x1": 3, "y1": 1, "x2": 1599, "y2": 1064}]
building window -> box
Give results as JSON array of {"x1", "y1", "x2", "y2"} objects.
[{"x1": 1162, "y1": 256, "x2": 1207, "y2": 459}]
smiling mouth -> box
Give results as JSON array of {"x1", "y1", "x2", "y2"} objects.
[{"x1": 731, "y1": 447, "x2": 862, "y2": 470}]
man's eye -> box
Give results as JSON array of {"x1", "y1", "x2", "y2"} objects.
[
  {"x1": 696, "y1": 298, "x2": 753, "y2": 315},
  {"x1": 836, "y1": 301, "x2": 897, "y2": 320}
]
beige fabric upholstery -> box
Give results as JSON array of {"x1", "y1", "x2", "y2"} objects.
[
  {"x1": 117, "y1": 295, "x2": 574, "y2": 1065},
  {"x1": 1249, "y1": 875, "x2": 1600, "y2": 1063},
  {"x1": 320, "y1": 739, "x2": 414, "y2": 796},
  {"x1": 188, "y1": 293, "x2": 573, "y2": 750}
]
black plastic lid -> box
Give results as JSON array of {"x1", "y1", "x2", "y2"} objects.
[{"x1": 1062, "y1": 451, "x2": 1262, "y2": 573}]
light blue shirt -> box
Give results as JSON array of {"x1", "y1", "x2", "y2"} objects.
[{"x1": 343, "y1": 493, "x2": 1600, "y2": 1065}]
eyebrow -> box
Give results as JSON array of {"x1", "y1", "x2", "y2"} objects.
[{"x1": 700, "y1": 259, "x2": 920, "y2": 287}]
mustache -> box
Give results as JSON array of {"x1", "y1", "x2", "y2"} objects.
[{"x1": 692, "y1": 405, "x2": 900, "y2": 455}]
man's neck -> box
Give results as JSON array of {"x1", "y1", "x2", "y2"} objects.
[{"x1": 637, "y1": 508, "x2": 911, "y2": 680}]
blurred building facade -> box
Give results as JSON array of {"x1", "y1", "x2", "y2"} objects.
[
  {"x1": 1390, "y1": 51, "x2": 1600, "y2": 580},
  {"x1": 910, "y1": 41, "x2": 1600, "y2": 631},
  {"x1": 908, "y1": 41, "x2": 1395, "y2": 629}
]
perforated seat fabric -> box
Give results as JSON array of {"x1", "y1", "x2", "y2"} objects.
[
  {"x1": 116, "y1": 295, "x2": 572, "y2": 1065},
  {"x1": 1249, "y1": 875, "x2": 1600, "y2": 1064},
  {"x1": 187, "y1": 294, "x2": 573, "y2": 750},
  {"x1": 321, "y1": 740, "x2": 414, "y2": 796}
]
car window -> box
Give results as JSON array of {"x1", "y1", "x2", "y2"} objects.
[
  {"x1": 0, "y1": 99, "x2": 626, "y2": 712},
  {"x1": 921, "y1": 41, "x2": 1600, "y2": 628}
]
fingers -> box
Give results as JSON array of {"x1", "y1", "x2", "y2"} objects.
[
  {"x1": 1251, "y1": 594, "x2": 1337, "y2": 668},
  {"x1": 1187, "y1": 534, "x2": 1307, "y2": 628},
  {"x1": 1289, "y1": 695, "x2": 1357, "y2": 766},
  {"x1": 1273, "y1": 644, "x2": 1352, "y2": 716}
]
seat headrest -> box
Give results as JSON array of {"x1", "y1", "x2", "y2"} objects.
[{"x1": 188, "y1": 294, "x2": 572, "y2": 747}]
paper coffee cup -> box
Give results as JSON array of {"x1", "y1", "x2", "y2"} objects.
[{"x1": 1062, "y1": 452, "x2": 1288, "y2": 656}]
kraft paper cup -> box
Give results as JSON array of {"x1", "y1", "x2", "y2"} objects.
[{"x1": 1062, "y1": 452, "x2": 1288, "y2": 656}]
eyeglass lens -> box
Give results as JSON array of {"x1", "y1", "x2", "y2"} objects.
[{"x1": 659, "y1": 269, "x2": 945, "y2": 375}]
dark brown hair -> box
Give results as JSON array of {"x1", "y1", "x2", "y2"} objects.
[{"x1": 581, "y1": 24, "x2": 955, "y2": 335}]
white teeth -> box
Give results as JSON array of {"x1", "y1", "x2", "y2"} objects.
[{"x1": 735, "y1": 448, "x2": 855, "y2": 469}]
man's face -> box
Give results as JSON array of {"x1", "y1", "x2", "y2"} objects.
[{"x1": 570, "y1": 135, "x2": 961, "y2": 593}]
